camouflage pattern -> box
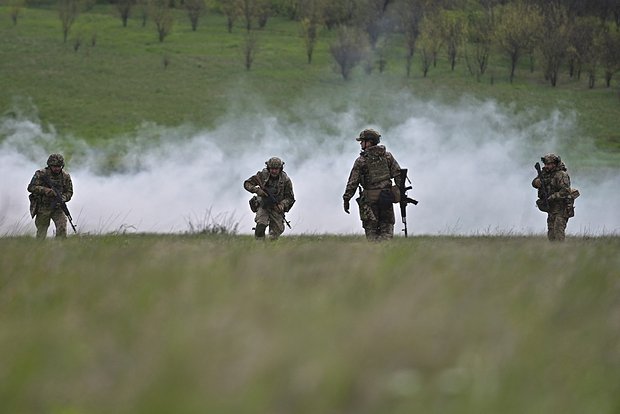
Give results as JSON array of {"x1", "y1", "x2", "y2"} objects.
[
  {"x1": 265, "y1": 157, "x2": 284, "y2": 169},
  {"x1": 27, "y1": 165, "x2": 73, "y2": 239},
  {"x1": 356, "y1": 129, "x2": 381, "y2": 144},
  {"x1": 344, "y1": 144, "x2": 402, "y2": 241},
  {"x1": 244, "y1": 167, "x2": 295, "y2": 240},
  {"x1": 47, "y1": 153, "x2": 65, "y2": 167},
  {"x1": 532, "y1": 158, "x2": 572, "y2": 241}
]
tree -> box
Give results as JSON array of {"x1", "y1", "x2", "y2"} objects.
[
  {"x1": 216, "y1": 0, "x2": 239, "y2": 32},
  {"x1": 151, "y1": 0, "x2": 173, "y2": 42},
  {"x1": 137, "y1": 0, "x2": 150, "y2": 27},
  {"x1": 600, "y1": 28, "x2": 620, "y2": 87},
  {"x1": 323, "y1": 0, "x2": 355, "y2": 30},
  {"x1": 117, "y1": 0, "x2": 135, "y2": 27},
  {"x1": 397, "y1": 0, "x2": 425, "y2": 77},
  {"x1": 419, "y1": 10, "x2": 444, "y2": 68},
  {"x1": 494, "y1": 1, "x2": 542, "y2": 83},
  {"x1": 568, "y1": 16, "x2": 602, "y2": 81},
  {"x1": 463, "y1": 10, "x2": 493, "y2": 81},
  {"x1": 329, "y1": 26, "x2": 369, "y2": 80},
  {"x1": 185, "y1": 0, "x2": 206, "y2": 31},
  {"x1": 354, "y1": 0, "x2": 395, "y2": 50},
  {"x1": 538, "y1": 3, "x2": 570, "y2": 87},
  {"x1": 9, "y1": 0, "x2": 25, "y2": 25},
  {"x1": 298, "y1": 0, "x2": 324, "y2": 64},
  {"x1": 443, "y1": 11, "x2": 464, "y2": 71},
  {"x1": 243, "y1": 30, "x2": 259, "y2": 70},
  {"x1": 59, "y1": 0, "x2": 80, "y2": 43}
]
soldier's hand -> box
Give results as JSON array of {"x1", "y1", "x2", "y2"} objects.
[
  {"x1": 277, "y1": 202, "x2": 285, "y2": 212},
  {"x1": 255, "y1": 188, "x2": 267, "y2": 197},
  {"x1": 45, "y1": 188, "x2": 56, "y2": 197},
  {"x1": 343, "y1": 199, "x2": 350, "y2": 214}
]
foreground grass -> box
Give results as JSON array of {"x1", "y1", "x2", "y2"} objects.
[{"x1": 1, "y1": 235, "x2": 619, "y2": 413}]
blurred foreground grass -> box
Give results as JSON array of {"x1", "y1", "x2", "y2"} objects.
[{"x1": 1, "y1": 235, "x2": 619, "y2": 413}]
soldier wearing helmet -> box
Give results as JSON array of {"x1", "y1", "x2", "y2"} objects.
[
  {"x1": 27, "y1": 153, "x2": 74, "y2": 238},
  {"x1": 244, "y1": 157, "x2": 295, "y2": 240},
  {"x1": 532, "y1": 153, "x2": 577, "y2": 241},
  {"x1": 343, "y1": 129, "x2": 403, "y2": 241}
]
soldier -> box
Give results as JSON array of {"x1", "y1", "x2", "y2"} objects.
[
  {"x1": 244, "y1": 157, "x2": 295, "y2": 240},
  {"x1": 27, "y1": 153, "x2": 74, "y2": 239},
  {"x1": 343, "y1": 129, "x2": 402, "y2": 241},
  {"x1": 532, "y1": 153, "x2": 577, "y2": 241}
]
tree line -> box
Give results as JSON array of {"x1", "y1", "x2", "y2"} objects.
[{"x1": 8, "y1": 0, "x2": 620, "y2": 87}]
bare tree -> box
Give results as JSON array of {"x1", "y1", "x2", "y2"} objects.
[
  {"x1": 329, "y1": 26, "x2": 369, "y2": 80},
  {"x1": 117, "y1": 0, "x2": 135, "y2": 27},
  {"x1": 463, "y1": 10, "x2": 493, "y2": 81},
  {"x1": 600, "y1": 27, "x2": 620, "y2": 87},
  {"x1": 9, "y1": 0, "x2": 25, "y2": 25},
  {"x1": 299, "y1": 0, "x2": 324, "y2": 64},
  {"x1": 186, "y1": 0, "x2": 206, "y2": 31},
  {"x1": 538, "y1": 3, "x2": 570, "y2": 87},
  {"x1": 243, "y1": 30, "x2": 259, "y2": 70},
  {"x1": 494, "y1": 1, "x2": 542, "y2": 83},
  {"x1": 59, "y1": 0, "x2": 80, "y2": 43},
  {"x1": 137, "y1": 0, "x2": 150, "y2": 27},
  {"x1": 568, "y1": 16, "x2": 602, "y2": 81},
  {"x1": 443, "y1": 11, "x2": 464, "y2": 71},
  {"x1": 151, "y1": 0, "x2": 173, "y2": 42},
  {"x1": 398, "y1": 0, "x2": 425, "y2": 77},
  {"x1": 216, "y1": 0, "x2": 239, "y2": 33}
]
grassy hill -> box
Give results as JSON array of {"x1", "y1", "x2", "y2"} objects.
[
  {"x1": 1, "y1": 234, "x2": 619, "y2": 413},
  {"x1": 1, "y1": 5, "x2": 619, "y2": 157}
]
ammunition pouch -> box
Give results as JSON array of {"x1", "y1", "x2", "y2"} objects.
[
  {"x1": 249, "y1": 195, "x2": 260, "y2": 213},
  {"x1": 391, "y1": 185, "x2": 401, "y2": 203},
  {"x1": 363, "y1": 187, "x2": 396, "y2": 206},
  {"x1": 29, "y1": 193, "x2": 38, "y2": 218},
  {"x1": 536, "y1": 198, "x2": 549, "y2": 212}
]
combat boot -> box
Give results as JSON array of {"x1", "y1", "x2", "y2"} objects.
[{"x1": 254, "y1": 223, "x2": 267, "y2": 240}]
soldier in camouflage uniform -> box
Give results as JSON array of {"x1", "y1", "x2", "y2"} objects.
[
  {"x1": 343, "y1": 129, "x2": 402, "y2": 241},
  {"x1": 244, "y1": 157, "x2": 295, "y2": 240},
  {"x1": 27, "y1": 153, "x2": 74, "y2": 239},
  {"x1": 532, "y1": 153, "x2": 576, "y2": 241}
]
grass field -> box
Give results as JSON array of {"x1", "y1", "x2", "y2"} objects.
[
  {"x1": 1, "y1": 5, "x2": 619, "y2": 156},
  {"x1": 1, "y1": 235, "x2": 619, "y2": 413}
]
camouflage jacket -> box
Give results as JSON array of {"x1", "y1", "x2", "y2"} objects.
[
  {"x1": 343, "y1": 145, "x2": 401, "y2": 201},
  {"x1": 244, "y1": 169, "x2": 295, "y2": 212},
  {"x1": 532, "y1": 163, "x2": 571, "y2": 209},
  {"x1": 27, "y1": 168, "x2": 73, "y2": 209}
]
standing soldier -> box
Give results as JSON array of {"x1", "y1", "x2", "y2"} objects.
[
  {"x1": 244, "y1": 157, "x2": 295, "y2": 240},
  {"x1": 532, "y1": 153, "x2": 578, "y2": 241},
  {"x1": 27, "y1": 153, "x2": 74, "y2": 239},
  {"x1": 343, "y1": 129, "x2": 403, "y2": 241}
]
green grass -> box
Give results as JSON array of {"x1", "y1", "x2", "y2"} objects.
[
  {"x1": 1, "y1": 5, "x2": 619, "y2": 158},
  {"x1": 1, "y1": 235, "x2": 619, "y2": 413}
]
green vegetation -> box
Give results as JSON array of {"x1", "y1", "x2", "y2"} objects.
[
  {"x1": 1, "y1": 235, "x2": 619, "y2": 413},
  {"x1": 0, "y1": 5, "x2": 619, "y2": 157}
]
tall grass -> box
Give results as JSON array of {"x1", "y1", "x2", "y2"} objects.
[{"x1": 1, "y1": 235, "x2": 619, "y2": 413}]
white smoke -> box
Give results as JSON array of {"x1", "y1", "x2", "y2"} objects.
[{"x1": 1, "y1": 92, "x2": 618, "y2": 237}]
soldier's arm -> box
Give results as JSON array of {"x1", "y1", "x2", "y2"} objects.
[
  {"x1": 548, "y1": 172, "x2": 571, "y2": 200},
  {"x1": 27, "y1": 171, "x2": 49, "y2": 196},
  {"x1": 388, "y1": 152, "x2": 403, "y2": 184},
  {"x1": 532, "y1": 177, "x2": 541, "y2": 188},
  {"x1": 343, "y1": 159, "x2": 362, "y2": 201},
  {"x1": 243, "y1": 173, "x2": 262, "y2": 193},
  {"x1": 63, "y1": 173, "x2": 73, "y2": 202},
  {"x1": 281, "y1": 179, "x2": 295, "y2": 211}
]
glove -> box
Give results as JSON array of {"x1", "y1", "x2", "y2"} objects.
[
  {"x1": 343, "y1": 199, "x2": 350, "y2": 214},
  {"x1": 45, "y1": 188, "x2": 56, "y2": 197},
  {"x1": 277, "y1": 202, "x2": 285, "y2": 212},
  {"x1": 255, "y1": 187, "x2": 267, "y2": 197}
]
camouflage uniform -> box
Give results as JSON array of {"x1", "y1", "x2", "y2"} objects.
[
  {"x1": 244, "y1": 157, "x2": 295, "y2": 240},
  {"x1": 343, "y1": 129, "x2": 402, "y2": 241},
  {"x1": 532, "y1": 153, "x2": 573, "y2": 241},
  {"x1": 27, "y1": 154, "x2": 74, "y2": 239}
]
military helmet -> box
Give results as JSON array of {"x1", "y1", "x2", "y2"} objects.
[
  {"x1": 356, "y1": 128, "x2": 381, "y2": 144},
  {"x1": 265, "y1": 157, "x2": 284, "y2": 169},
  {"x1": 541, "y1": 153, "x2": 561, "y2": 165},
  {"x1": 47, "y1": 153, "x2": 65, "y2": 167}
]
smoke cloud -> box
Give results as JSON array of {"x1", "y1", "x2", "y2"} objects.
[{"x1": 1, "y1": 91, "x2": 618, "y2": 237}]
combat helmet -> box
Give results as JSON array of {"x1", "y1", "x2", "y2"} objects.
[
  {"x1": 356, "y1": 129, "x2": 381, "y2": 144},
  {"x1": 47, "y1": 153, "x2": 65, "y2": 167},
  {"x1": 541, "y1": 153, "x2": 561, "y2": 165},
  {"x1": 265, "y1": 157, "x2": 284, "y2": 169}
]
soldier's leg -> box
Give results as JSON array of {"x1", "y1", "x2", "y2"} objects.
[
  {"x1": 552, "y1": 215, "x2": 568, "y2": 241},
  {"x1": 268, "y1": 209, "x2": 285, "y2": 240},
  {"x1": 546, "y1": 213, "x2": 556, "y2": 241},
  {"x1": 34, "y1": 210, "x2": 52, "y2": 239},
  {"x1": 254, "y1": 208, "x2": 269, "y2": 239},
  {"x1": 377, "y1": 204, "x2": 396, "y2": 240},
  {"x1": 51, "y1": 209, "x2": 67, "y2": 238}
]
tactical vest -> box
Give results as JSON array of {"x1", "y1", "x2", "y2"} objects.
[{"x1": 363, "y1": 152, "x2": 391, "y2": 187}]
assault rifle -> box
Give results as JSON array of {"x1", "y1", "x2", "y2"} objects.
[
  {"x1": 42, "y1": 174, "x2": 77, "y2": 233},
  {"x1": 257, "y1": 181, "x2": 292, "y2": 229},
  {"x1": 394, "y1": 168, "x2": 418, "y2": 237},
  {"x1": 534, "y1": 162, "x2": 550, "y2": 211}
]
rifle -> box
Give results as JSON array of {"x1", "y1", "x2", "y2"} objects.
[
  {"x1": 534, "y1": 162, "x2": 550, "y2": 211},
  {"x1": 257, "y1": 180, "x2": 292, "y2": 229},
  {"x1": 395, "y1": 168, "x2": 418, "y2": 237},
  {"x1": 42, "y1": 174, "x2": 77, "y2": 233}
]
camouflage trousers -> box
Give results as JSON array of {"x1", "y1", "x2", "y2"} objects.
[
  {"x1": 547, "y1": 212, "x2": 568, "y2": 241},
  {"x1": 255, "y1": 207, "x2": 285, "y2": 240},
  {"x1": 358, "y1": 200, "x2": 395, "y2": 241},
  {"x1": 35, "y1": 207, "x2": 67, "y2": 239}
]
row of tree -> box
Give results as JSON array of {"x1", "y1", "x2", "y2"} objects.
[{"x1": 8, "y1": 0, "x2": 620, "y2": 86}]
